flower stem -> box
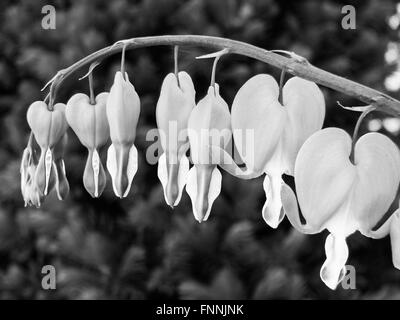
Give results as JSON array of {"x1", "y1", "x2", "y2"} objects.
[
  {"x1": 278, "y1": 67, "x2": 286, "y2": 105},
  {"x1": 174, "y1": 45, "x2": 180, "y2": 88},
  {"x1": 350, "y1": 106, "x2": 376, "y2": 164},
  {"x1": 210, "y1": 55, "x2": 220, "y2": 91},
  {"x1": 44, "y1": 35, "x2": 400, "y2": 116},
  {"x1": 121, "y1": 43, "x2": 127, "y2": 80},
  {"x1": 88, "y1": 71, "x2": 95, "y2": 105}
]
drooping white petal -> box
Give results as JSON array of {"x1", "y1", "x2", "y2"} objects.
[
  {"x1": 320, "y1": 234, "x2": 348, "y2": 290},
  {"x1": 186, "y1": 165, "x2": 222, "y2": 223},
  {"x1": 106, "y1": 143, "x2": 138, "y2": 198},
  {"x1": 262, "y1": 173, "x2": 285, "y2": 229},
  {"x1": 157, "y1": 152, "x2": 190, "y2": 207},
  {"x1": 390, "y1": 209, "x2": 400, "y2": 270},
  {"x1": 53, "y1": 159, "x2": 69, "y2": 200}
]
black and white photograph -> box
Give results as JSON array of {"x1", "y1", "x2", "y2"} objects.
[{"x1": 0, "y1": 0, "x2": 400, "y2": 309}]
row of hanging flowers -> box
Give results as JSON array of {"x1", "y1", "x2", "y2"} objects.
[{"x1": 20, "y1": 40, "x2": 400, "y2": 290}]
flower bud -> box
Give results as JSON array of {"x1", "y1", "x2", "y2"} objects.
[
  {"x1": 186, "y1": 84, "x2": 231, "y2": 222},
  {"x1": 156, "y1": 72, "x2": 195, "y2": 207},
  {"x1": 106, "y1": 72, "x2": 140, "y2": 198}
]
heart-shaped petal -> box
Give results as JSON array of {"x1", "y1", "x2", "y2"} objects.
[
  {"x1": 66, "y1": 92, "x2": 109, "y2": 149},
  {"x1": 352, "y1": 133, "x2": 400, "y2": 233},
  {"x1": 231, "y1": 74, "x2": 286, "y2": 173},
  {"x1": 295, "y1": 128, "x2": 356, "y2": 230},
  {"x1": 27, "y1": 101, "x2": 68, "y2": 148}
]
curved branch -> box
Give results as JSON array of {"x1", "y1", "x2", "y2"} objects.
[{"x1": 49, "y1": 35, "x2": 400, "y2": 116}]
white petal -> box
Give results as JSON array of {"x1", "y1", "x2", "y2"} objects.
[
  {"x1": 124, "y1": 144, "x2": 138, "y2": 197},
  {"x1": 353, "y1": 133, "x2": 400, "y2": 232},
  {"x1": 107, "y1": 144, "x2": 119, "y2": 197},
  {"x1": 281, "y1": 181, "x2": 322, "y2": 234},
  {"x1": 281, "y1": 77, "x2": 325, "y2": 174},
  {"x1": 44, "y1": 148, "x2": 53, "y2": 196},
  {"x1": 320, "y1": 234, "x2": 348, "y2": 290},
  {"x1": 157, "y1": 152, "x2": 169, "y2": 204},
  {"x1": 295, "y1": 128, "x2": 356, "y2": 229},
  {"x1": 231, "y1": 74, "x2": 286, "y2": 172},
  {"x1": 92, "y1": 149, "x2": 101, "y2": 197},
  {"x1": 390, "y1": 209, "x2": 400, "y2": 270},
  {"x1": 262, "y1": 173, "x2": 285, "y2": 229},
  {"x1": 175, "y1": 155, "x2": 189, "y2": 206},
  {"x1": 157, "y1": 152, "x2": 189, "y2": 207},
  {"x1": 186, "y1": 165, "x2": 222, "y2": 223},
  {"x1": 106, "y1": 143, "x2": 138, "y2": 198}
]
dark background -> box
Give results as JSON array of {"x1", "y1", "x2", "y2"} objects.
[{"x1": 0, "y1": 0, "x2": 399, "y2": 299}]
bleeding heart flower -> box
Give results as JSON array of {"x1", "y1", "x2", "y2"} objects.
[
  {"x1": 186, "y1": 84, "x2": 231, "y2": 222},
  {"x1": 27, "y1": 101, "x2": 69, "y2": 196},
  {"x1": 282, "y1": 127, "x2": 400, "y2": 289},
  {"x1": 231, "y1": 74, "x2": 325, "y2": 228},
  {"x1": 106, "y1": 71, "x2": 140, "y2": 198},
  {"x1": 156, "y1": 72, "x2": 195, "y2": 207},
  {"x1": 66, "y1": 92, "x2": 109, "y2": 198}
]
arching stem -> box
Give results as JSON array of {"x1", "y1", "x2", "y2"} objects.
[
  {"x1": 350, "y1": 106, "x2": 376, "y2": 164},
  {"x1": 174, "y1": 45, "x2": 180, "y2": 88},
  {"x1": 278, "y1": 67, "x2": 286, "y2": 105},
  {"x1": 43, "y1": 35, "x2": 400, "y2": 116}
]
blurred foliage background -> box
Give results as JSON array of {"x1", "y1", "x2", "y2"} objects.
[{"x1": 0, "y1": 0, "x2": 400, "y2": 299}]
